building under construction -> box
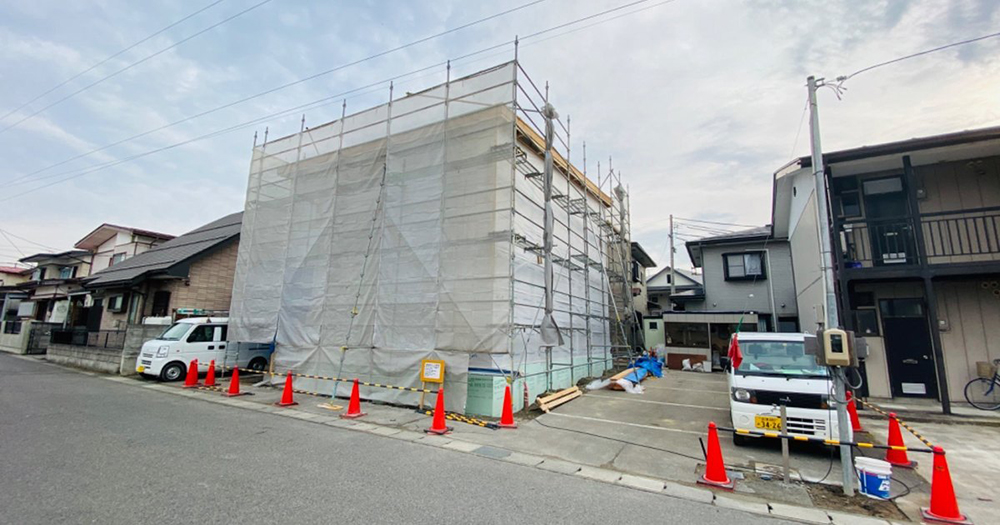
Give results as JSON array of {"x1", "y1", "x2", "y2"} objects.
[{"x1": 228, "y1": 61, "x2": 637, "y2": 416}]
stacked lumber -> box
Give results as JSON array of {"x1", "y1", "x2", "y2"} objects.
[
  {"x1": 536, "y1": 386, "x2": 581, "y2": 413},
  {"x1": 608, "y1": 367, "x2": 650, "y2": 390}
]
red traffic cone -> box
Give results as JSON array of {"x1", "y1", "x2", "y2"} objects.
[
  {"x1": 498, "y1": 384, "x2": 517, "y2": 429},
  {"x1": 698, "y1": 422, "x2": 734, "y2": 489},
  {"x1": 847, "y1": 391, "x2": 863, "y2": 432},
  {"x1": 340, "y1": 379, "x2": 366, "y2": 419},
  {"x1": 182, "y1": 359, "x2": 201, "y2": 388},
  {"x1": 885, "y1": 412, "x2": 916, "y2": 468},
  {"x1": 204, "y1": 360, "x2": 217, "y2": 387},
  {"x1": 425, "y1": 388, "x2": 452, "y2": 435},
  {"x1": 921, "y1": 447, "x2": 971, "y2": 524},
  {"x1": 275, "y1": 371, "x2": 298, "y2": 407},
  {"x1": 224, "y1": 367, "x2": 248, "y2": 397}
]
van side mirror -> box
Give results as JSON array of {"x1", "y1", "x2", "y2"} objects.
[{"x1": 720, "y1": 356, "x2": 731, "y2": 371}]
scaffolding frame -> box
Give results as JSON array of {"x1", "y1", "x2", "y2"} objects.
[{"x1": 229, "y1": 55, "x2": 636, "y2": 412}]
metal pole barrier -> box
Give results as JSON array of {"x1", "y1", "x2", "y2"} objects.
[{"x1": 780, "y1": 404, "x2": 790, "y2": 483}]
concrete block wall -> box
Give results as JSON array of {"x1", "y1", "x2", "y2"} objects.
[
  {"x1": 0, "y1": 321, "x2": 29, "y2": 354},
  {"x1": 120, "y1": 324, "x2": 167, "y2": 375},
  {"x1": 46, "y1": 343, "x2": 122, "y2": 374}
]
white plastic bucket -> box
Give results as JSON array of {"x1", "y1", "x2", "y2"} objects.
[{"x1": 855, "y1": 456, "x2": 892, "y2": 500}]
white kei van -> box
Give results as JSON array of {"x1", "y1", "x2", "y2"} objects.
[
  {"x1": 135, "y1": 317, "x2": 271, "y2": 381},
  {"x1": 726, "y1": 332, "x2": 850, "y2": 445}
]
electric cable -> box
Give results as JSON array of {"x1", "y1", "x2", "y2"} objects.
[
  {"x1": 2, "y1": 0, "x2": 551, "y2": 185},
  {"x1": 0, "y1": 0, "x2": 227, "y2": 125},
  {"x1": 673, "y1": 217, "x2": 759, "y2": 229},
  {"x1": 0, "y1": 0, "x2": 275, "y2": 136},
  {"x1": 533, "y1": 417, "x2": 717, "y2": 464},
  {"x1": 841, "y1": 30, "x2": 1000, "y2": 81}
]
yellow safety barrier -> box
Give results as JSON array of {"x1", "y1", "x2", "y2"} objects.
[
  {"x1": 223, "y1": 366, "x2": 440, "y2": 395},
  {"x1": 857, "y1": 398, "x2": 935, "y2": 448},
  {"x1": 724, "y1": 426, "x2": 933, "y2": 454}
]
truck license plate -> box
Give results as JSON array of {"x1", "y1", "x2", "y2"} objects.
[
  {"x1": 137, "y1": 366, "x2": 145, "y2": 373},
  {"x1": 755, "y1": 415, "x2": 781, "y2": 430}
]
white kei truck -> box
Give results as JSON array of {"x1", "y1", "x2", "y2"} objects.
[
  {"x1": 135, "y1": 317, "x2": 271, "y2": 381},
  {"x1": 725, "y1": 332, "x2": 850, "y2": 445}
]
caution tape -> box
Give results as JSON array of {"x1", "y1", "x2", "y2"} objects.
[
  {"x1": 721, "y1": 426, "x2": 934, "y2": 454},
  {"x1": 857, "y1": 399, "x2": 935, "y2": 448},
  {"x1": 420, "y1": 410, "x2": 498, "y2": 430},
  {"x1": 224, "y1": 367, "x2": 439, "y2": 395}
]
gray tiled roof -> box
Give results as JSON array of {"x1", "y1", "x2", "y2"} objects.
[{"x1": 85, "y1": 212, "x2": 242, "y2": 287}]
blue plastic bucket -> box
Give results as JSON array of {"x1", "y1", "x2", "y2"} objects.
[{"x1": 855, "y1": 457, "x2": 892, "y2": 500}]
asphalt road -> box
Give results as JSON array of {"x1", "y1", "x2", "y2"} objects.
[{"x1": 0, "y1": 354, "x2": 793, "y2": 524}]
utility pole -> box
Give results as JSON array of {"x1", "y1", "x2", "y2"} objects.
[
  {"x1": 669, "y1": 214, "x2": 676, "y2": 302},
  {"x1": 807, "y1": 75, "x2": 853, "y2": 497}
]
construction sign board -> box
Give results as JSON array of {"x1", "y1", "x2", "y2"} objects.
[{"x1": 420, "y1": 359, "x2": 445, "y2": 384}]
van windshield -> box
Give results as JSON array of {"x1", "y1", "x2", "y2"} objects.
[
  {"x1": 158, "y1": 323, "x2": 191, "y2": 341},
  {"x1": 736, "y1": 340, "x2": 828, "y2": 378}
]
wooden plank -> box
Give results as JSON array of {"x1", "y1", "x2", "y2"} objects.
[{"x1": 543, "y1": 390, "x2": 581, "y2": 411}]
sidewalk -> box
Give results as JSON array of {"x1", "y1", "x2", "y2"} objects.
[
  {"x1": 862, "y1": 409, "x2": 1000, "y2": 524},
  {"x1": 864, "y1": 396, "x2": 1000, "y2": 427},
  {"x1": 146, "y1": 367, "x2": 913, "y2": 523}
]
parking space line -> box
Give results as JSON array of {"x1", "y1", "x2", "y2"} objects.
[
  {"x1": 639, "y1": 385, "x2": 728, "y2": 395},
  {"x1": 587, "y1": 393, "x2": 729, "y2": 412},
  {"x1": 542, "y1": 413, "x2": 705, "y2": 436}
]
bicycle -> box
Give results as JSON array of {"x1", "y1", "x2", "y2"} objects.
[{"x1": 964, "y1": 358, "x2": 1000, "y2": 410}]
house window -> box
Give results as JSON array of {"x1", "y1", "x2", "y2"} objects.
[
  {"x1": 647, "y1": 321, "x2": 659, "y2": 330},
  {"x1": 854, "y1": 310, "x2": 879, "y2": 336},
  {"x1": 723, "y1": 252, "x2": 766, "y2": 281},
  {"x1": 151, "y1": 291, "x2": 171, "y2": 317},
  {"x1": 833, "y1": 176, "x2": 861, "y2": 218},
  {"x1": 664, "y1": 321, "x2": 710, "y2": 348},
  {"x1": 31, "y1": 268, "x2": 46, "y2": 281},
  {"x1": 107, "y1": 295, "x2": 126, "y2": 313},
  {"x1": 111, "y1": 253, "x2": 127, "y2": 266},
  {"x1": 631, "y1": 261, "x2": 640, "y2": 283},
  {"x1": 59, "y1": 266, "x2": 75, "y2": 279}
]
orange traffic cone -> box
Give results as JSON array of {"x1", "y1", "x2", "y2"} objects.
[
  {"x1": 921, "y1": 447, "x2": 971, "y2": 524},
  {"x1": 182, "y1": 359, "x2": 201, "y2": 388},
  {"x1": 275, "y1": 371, "x2": 298, "y2": 407},
  {"x1": 340, "y1": 379, "x2": 366, "y2": 419},
  {"x1": 847, "y1": 391, "x2": 863, "y2": 432},
  {"x1": 425, "y1": 388, "x2": 452, "y2": 435},
  {"x1": 885, "y1": 413, "x2": 916, "y2": 468},
  {"x1": 698, "y1": 422, "x2": 734, "y2": 489},
  {"x1": 498, "y1": 384, "x2": 517, "y2": 429},
  {"x1": 224, "y1": 367, "x2": 249, "y2": 397},
  {"x1": 204, "y1": 360, "x2": 217, "y2": 387}
]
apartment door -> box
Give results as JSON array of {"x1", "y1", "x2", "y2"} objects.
[
  {"x1": 880, "y1": 298, "x2": 938, "y2": 398},
  {"x1": 863, "y1": 177, "x2": 915, "y2": 265}
]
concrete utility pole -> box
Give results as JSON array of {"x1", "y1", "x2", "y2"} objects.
[
  {"x1": 540, "y1": 102, "x2": 563, "y2": 350},
  {"x1": 669, "y1": 214, "x2": 676, "y2": 301},
  {"x1": 807, "y1": 75, "x2": 854, "y2": 497}
]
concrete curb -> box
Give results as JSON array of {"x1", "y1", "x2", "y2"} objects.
[{"x1": 11, "y1": 355, "x2": 901, "y2": 525}]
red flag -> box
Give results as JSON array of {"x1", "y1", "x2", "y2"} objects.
[{"x1": 728, "y1": 334, "x2": 743, "y2": 370}]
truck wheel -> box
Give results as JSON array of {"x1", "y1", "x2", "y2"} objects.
[
  {"x1": 732, "y1": 433, "x2": 749, "y2": 447},
  {"x1": 160, "y1": 362, "x2": 186, "y2": 382},
  {"x1": 248, "y1": 357, "x2": 267, "y2": 372}
]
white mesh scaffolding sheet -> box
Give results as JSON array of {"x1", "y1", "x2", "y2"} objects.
[{"x1": 229, "y1": 63, "x2": 519, "y2": 412}]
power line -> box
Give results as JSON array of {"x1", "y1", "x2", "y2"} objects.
[
  {"x1": 2, "y1": 0, "x2": 674, "y2": 199},
  {"x1": 0, "y1": 0, "x2": 226, "y2": 126},
  {"x1": 0, "y1": 228, "x2": 60, "y2": 251},
  {"x1": 2, "y1": 0, "x2": 550, "y2": 186},
  {"x1": 0, "y1": 230, "x2": 26, "y2": 258},
  {"x1": 842, "y1": 29, "x2": 1000, "y2": 81},
  {"x1": 673, "y1": 217, "x2": 758, "y2": 228},
  {"x1": 0, "y1": 0, "x2": 275, "y2": 137}
]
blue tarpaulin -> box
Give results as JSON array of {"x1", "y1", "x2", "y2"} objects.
[{"x1": 625, "y1": 356, "x2": 662, "y2": 383}]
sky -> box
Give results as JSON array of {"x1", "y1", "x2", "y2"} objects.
[{"x1": 0, "y1": 0, "x2": 998, "y2": 271}]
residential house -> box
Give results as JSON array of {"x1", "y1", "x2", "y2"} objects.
[
  {"x1": 643, "y1": 226, "x2": 798, "y2": 369},
  {"x1": 630, "y1": 242, "x2": 657, "y2": 316},
  {"x1": 0, "y1": 266, "x2": 31, "y2": 287},
  {"x1": 74, "y1": 223, "x2": 174, "y2": 273},
  {"x1": 82, "y1": 212, "x2": 242, "y2": 330},
  {"x1": 44, "y1": 212, "x2": 242, "y2": 375},
  {"x1": 773, "y1": 126, "x2": 1000, "y2": 411},
  {"x1": 17, "y1": 250, "x2": 92, "y2": 325},
  {"x1": 645, "y1": 265, "x2": 703, "y2": 314}
]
